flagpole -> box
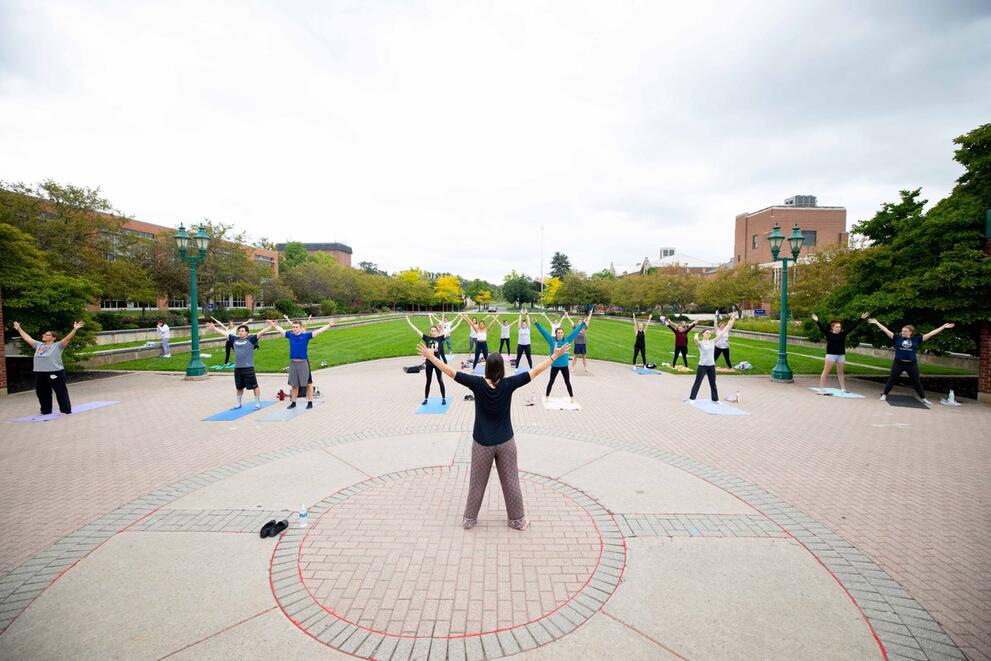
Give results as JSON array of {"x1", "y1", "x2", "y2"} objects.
[{"x1": 539, "y1": 225, "x2": 544, "y2": 297}]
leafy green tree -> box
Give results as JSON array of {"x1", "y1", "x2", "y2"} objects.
[
  {"x1": 696, "y1": 264, "x2": 771, "y2": 312},
  {"x1": 279, "y1": 242, "x2": 311, "y2": 273},
  {"x1": 792, "y1": 246, "x2": 852, "y2": 318},
  {"x1": 549, "y1": 252, "x2": 572, "y2": 279},
  {"x1": 556, "y1": 272, "x2": 594, "y2": 308},
  {"x1": 611, "y1": 276, "x2": 647, "y2": 311},
  {"x1": 502, "y1": 271, "x2": 538, "y2": 308},
  {"x1": 358, "y1": 261, "x2": 387, "y2": 276},
  {"x1": 647, "y1": 269, "x2": 698, "y2": 313},
  {"x1": 474, "y1": 290, "x2": 494, "y2": 307}
]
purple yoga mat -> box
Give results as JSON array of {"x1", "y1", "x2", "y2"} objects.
[{"x1": 11, "y1": 400, "x2": 119, "y2": 423}]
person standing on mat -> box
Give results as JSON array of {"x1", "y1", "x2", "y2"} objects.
[
  {"x1": 811, "y1": 311, "x2": 870, "y2": 392},
  {"x1": 212, "y1": 316, "x2": 255, "y2": 365},
  {"x1": 571, "y1": 308, "x2": 594, "y2": 373},
  {"x1": 515, "y1": 310, "x2": 534, "y2": 370},
  {"x1": 415, "y1": 339, "x2": 570, "y2": 530},
  {"x1": 631, "y1": 313, "x2": 653, "y2": 369},
  {"x1": 467, "y1": 316, "x2": 479, "y2": 356},
  {"x1": 535, "y1": 318, "x2": 586, "y2": 402},
  {"x1": 663, "y1": 316, "x2": 697, "y2": 368},
  {"x1": 712, "y1": 310, "x2": 734, "y2": 369},
  {"x1": 207, "y1": 322, "x2": 272, "y2": 409},
  {"x1": 406, "y1": 316, "x2": 448, "y2": 405},
  {"x1": 463, "y1": 314, "x2": 498, "y2": 369},
  {"x1": 689, "y1": 316, "x2": 736, "y2": 402},
  {"x1": 155, "y1": 319, "x2": 172, "y2": 358},
  {"x1": 12, "y1": 320, "x2": 84, "y2": 415},
  {"x1": 268, "y1": 317, "x2": 335, "y2": 409},
  {"x1": 869, "y1": 318, "x2": 955, "y2": 404},
  {"x1": 498, "y1": 317, "x2": 517, "y2": 356}
]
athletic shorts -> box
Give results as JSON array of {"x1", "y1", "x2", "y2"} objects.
[
  {"x1": 574, "y1": 343, "x2": 587, "y2": 355},
  {"x1": 825, "y1": 353, "x2": 846, "y2": 364},
  {"x1": 288, "y1": 360, "x2": 311, "y2": 387},
  {"x1": 234, "y1": 367, "x2": 258, "y2": 390}
]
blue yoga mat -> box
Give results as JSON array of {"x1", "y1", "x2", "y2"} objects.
[
  {"x1": 258, "y1": 399, "x2": 323, "y2": 421},
  {"x1": 472, "y1": 364, "x2": 486, "y2": 375},
  {"x1": 686, "y1": 399, "x2": 749, "y2": 416},
  {"x1": 633, "y1": 367, "x2": 661, "y2": 375},
  {"x1": 11, "y1": 400, "x2": 118, "y2": 423},
  {"x1": 203, "y1": 401, "x2": 276, "y2": 421},
  {"x1": 809, "y1": 387, "x2": 865, "y2": 399},
  {"x1": 415, "y1": 397, "x2": 450, "y2": 414},
  {"x1": 514, "y1": 365, "x2": 532, "y2": 375}
]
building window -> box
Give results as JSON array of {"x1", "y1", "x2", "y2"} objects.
[
  {"x1": 168, "y1": 298, "x2": 188, "y2": 309},
  {"x1": 752, "y1": 235, "x2": 759, "y2": 249},
  {"x1": 100, "y1": 298, "x2": 129, "y2": 310},
  {"x1": 231, "y1": 295, "x2": 246, "y2": 308},
  {"x1": 803, "y1": 230, "x2": 817, "y2": 247}
]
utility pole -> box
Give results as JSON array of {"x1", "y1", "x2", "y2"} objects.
[{"x1": 539, "y1": 225, "x2": 544, "y2": 296}]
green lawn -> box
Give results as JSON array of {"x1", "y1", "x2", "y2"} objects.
[{"x1": 97, "y1": 315, "x2": 973, "y2": 376}]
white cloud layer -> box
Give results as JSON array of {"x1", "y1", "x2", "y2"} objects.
[{"x1": 2, "y1": 0, "x2": 989, "y2": 281}]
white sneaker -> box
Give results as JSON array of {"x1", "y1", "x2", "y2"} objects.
[{"x1": 879, "y1": 394, "x2": 886, "y2": 401}]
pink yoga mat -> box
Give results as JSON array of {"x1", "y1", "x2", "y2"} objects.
[{"x1": 11, "y1": 400, "x2": 119, "y2": 423}]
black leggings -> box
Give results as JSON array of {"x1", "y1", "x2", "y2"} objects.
[
  {"x1": 714, "y1": 346, "x2": 732, "y2": 368},
  {"x1": 546, "y1": 366, "x2": 573, "y2": 397},
  {"x1": 883, "y1": 360, "x2": 925, "y2": 397},
  {"x1": 516, "y1": 344, "x2": 532, "y2": 369},
  {"x1": 689, "y1": 365, "x2": 718, "y2": 401},
  {"x1": 425, "y1": 362, "x2": 446, "y2": 399},
  {"x1": 633, "y1": 344, "x2": 646, "y2": 365},
  {"x1": 225, "y1": 336, "x2": 234, "y2": 364},
  {"x1": 35, "y1": 370, "x2": 71, "y2": 414},
  {"x1": 672, "y1": 345, "x2": 688, "y2": 367},
  {"x1": 473, "y1": 341, "x2": 489, "y2": 368},
  {"x1": 499, "y1": 338, "x2": 511, "y2": 354}
]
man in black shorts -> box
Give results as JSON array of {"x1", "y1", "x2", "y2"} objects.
[{"x1": 207, "y1": 322, "x2": 271, "y2": 409}]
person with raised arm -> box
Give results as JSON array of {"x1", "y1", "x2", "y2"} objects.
[
  {"x1": 571, "y1": 308, "x2": 595, "y2": 373},
  {"x1": 12, "y1": 320, "x2": 85, "y2": 415},
  {"x1": 462, "y1": 314, "x2": 498, "y2": 369},
  {"x1": 631, "y1": 313, "x2": 654, "y2": 369},
  {"x1": 406, "y1": 316, "x2": 449, "y2": 405},
  {"x1": 811, "y1": 311, "x2": 870, "y2": 392},
  {"x1": 541, "y1": 310, "x2": 571, "y2": 334},
  {"x1": 663, "y1": 316, "x2": 697, "y2": 368},
  {"x1": 206, "y1": 321, "x2": 274, "y2": 409},
  {"x1": 498, "y1": 316, "x2": 518, "y2": 356},
  {"x1": 534, "y1": 316, "x2": 587, "y2": 402},
  {"x1": 712, "y1": 310, "x2": 734, "y2": 370},
  {"x1": 688, "y1": 316, "x2": 736, "y2": 402},
  {"x1": 267, "y1": 317, "x2": 335, "y2": 409},
  {"x1": 515, "y1": 309, "x2": 534, "y2": 370},
  {"x1": 869, "y1": 318, "x2": 955, "y2": 404},
  {"x1": 416, "y1": 339, "x2": 571, "y2": 530}
]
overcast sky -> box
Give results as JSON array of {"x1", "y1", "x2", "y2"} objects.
[{"x1": 2, "y1": 1, "x2": 989, "y2": 281}]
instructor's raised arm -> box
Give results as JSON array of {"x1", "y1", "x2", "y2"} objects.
[
  {"x1": 11, "y1": 321, "x2": 38, "y2": 348},
  {"x1": 528, "y1": 342, "x2": 570, "y2": 380}
]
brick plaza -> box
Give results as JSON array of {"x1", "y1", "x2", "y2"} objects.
[{"x1": 0, "y1": 357, "x2": 988, "y2": 659}]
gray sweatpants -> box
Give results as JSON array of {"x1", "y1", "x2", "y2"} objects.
[
  {"x1": 464, "y1": 438, "x2": 525, "y2": 526},
  {"x1": 161, "y1": 337, "x2": 170, "y2": 356}
]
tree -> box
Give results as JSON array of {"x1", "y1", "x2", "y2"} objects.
[
  {"x1": 647, "y1": 269, "x2": 698, "y2": 313},
  {"x1": 549, "y1": 252, "x2": 572, "y2": 279},
  {"x1": 502, "y1": 271, "x2": 538, "y2": 308},
  {"x1": 279, "y1": 242, "x2": 311, "y2": 273},
  {"x1": 556, "y1": 272, "x2": 594, "y2": 308},
  {"x1": 463, "y1": 278, "x2": 499, "y2": 302},
  {"x1": 433, "y1": 274, "x2": 463, "y2": 309},
  {"x1": 612, "y1": 276, "x2": 647, "y2": 311},
  {"x1": 821, "y1": 123, "x2": 991, "y2": 354},
  {"x1": 791, "y1": 246, "x2": 853, "y2": 318},
  {"x1": 474, "y1": 290, "x2": 493, "y2": 307},
  {"x1": 541, "y1": 277, "x2": 562, "y2": 306},
  {"x1": 696, "y1": 265, "x2": 772, "y2": 312},
  {"x1": 358, "y1": 261, "x2": 387, "y2": 276}
]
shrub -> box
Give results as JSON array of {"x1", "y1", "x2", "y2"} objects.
[
  {"x1": 319, "y1": 299, "x2": 339, "y2": 316},
  {"x1": 274, "y1": 299, "x2": 301, "y2": 317}
]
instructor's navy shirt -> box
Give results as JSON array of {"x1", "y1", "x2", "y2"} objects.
[
  {"x1": 894, "y1": 335, "x2": 922, "y2": 362},
  {"x1": 454, "y1": 371, "x2": 531, "y2": 445}
]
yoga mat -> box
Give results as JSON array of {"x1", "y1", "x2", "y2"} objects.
[
  {"x1": 543, "y1": 398, "x2": 582, "y2": 410},
  {"x1": 472, "y1": 364, "x2": 486, "y2": 375},
  {"x1": 686, "y1": 399, "x2": 749, "y2": 416},
  {"x1": 809, "y1": 387, "x2": 865, "y2": 399},
  {"x1": 12, "y1": 400, "x2": 118, "y2": 423},
  {"x1": 632, "y1": 367, "x2": 661, "y2": 375},
  {"x1": 415, "y1": 397, "x2": 450, "y2": 414},
  {"x1": 203, "y1": 401, "x2": 276, "y2": 421},
  {"x1": 514, "y1": 365, "x2": 534, "y2": 375},
  {"x1": 258, "y1": 399, "x2": 324, "y2": 421},
  {"x1": 885, "y1": 395, "x2": 929, "y2": 409}
]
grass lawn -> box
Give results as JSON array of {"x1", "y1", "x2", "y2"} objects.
[{"x1": 98, "y1": 315, "x2": 974, "y2": 376}]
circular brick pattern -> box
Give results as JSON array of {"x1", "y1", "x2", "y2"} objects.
[{"x1": 270, "y1": 465, "x2": 626, "y2": 658}]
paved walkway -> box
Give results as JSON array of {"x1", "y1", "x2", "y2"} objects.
[{"x1": 0, "y1": 357, "x2": 988, "y2": 660}]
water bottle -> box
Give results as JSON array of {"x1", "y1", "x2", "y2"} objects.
[
  {"x1": 298, "y1": 504, "x2": 309, "y2": 528},
  {"x1": 948, "y1": 389, "x2": 956, "y2": 403}
]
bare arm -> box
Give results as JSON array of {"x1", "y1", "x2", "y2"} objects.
[
  {"x1": 417, "y1": 343, "x2": 458, "y2": 379},
  {"x1": 632, "y1": 314, "x2": 638, "y2": 333},
  {"x1": 405, "y1": 315, "x2": 424, "y2": 335},
  {"x1": 868, "y1": 318, "x2": 894, "y2": 340},
  {"x1": 268, "y1": 320, "x2": 287, "y2": 335},
  {"x1": 11, "y1": 321, "x2": 38, "y2": 348},
  {"x1": 529, "y1": 342, "x2": 570, "y2": 381},
  {"x1": 922, "y1": 322, "x2": 955, "y2": 342},
  {"x1": 205, "y1": 322, "x2": 232, "y2": 339},
  {"x1": 60, "y1": 321, "x2": 85, "y2": 347},
  {"x1": 716, "y1": 316, "x2": 736, "y2": 340},
  {"x1": 449, "y1": 317, "x2": 463, "y2": 333},
  {"x1": 311, "y1": 319, "x2": 336, "y2": 337}
]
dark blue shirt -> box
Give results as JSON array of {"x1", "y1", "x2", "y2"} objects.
[
  {"x1": 894, "y1": 335, "x2": 922, "y2": 362},
  {"x1": 285, "y1": 331, "x2": 314, "y2": 360}
]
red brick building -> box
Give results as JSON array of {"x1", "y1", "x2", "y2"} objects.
[{"x1": 735, "y1": 196, "x2": 848, "y2": 265}]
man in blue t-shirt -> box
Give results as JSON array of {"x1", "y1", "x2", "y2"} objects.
[{"x1": 268, "y1": 317, "x2": 335, "y2": 409}]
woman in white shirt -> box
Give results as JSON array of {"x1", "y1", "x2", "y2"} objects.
[{"x1": 689, "y1": 316, "x2": 736, "y2": 402}]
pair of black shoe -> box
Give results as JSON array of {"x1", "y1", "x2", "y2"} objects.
[
  {"x1": 260, "y1": 519, "x2": 289, "y2": 538},
  {"x1": 286, "y1": 401, "x2": 313, "y2": 409}
]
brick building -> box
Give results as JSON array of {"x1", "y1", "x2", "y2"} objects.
[
  {"x1": 734, "y1": 195, "x2": 847, "y2": 265},
  {"x1": 275, "y1": 242, "x2": 353, "y2": 267}
]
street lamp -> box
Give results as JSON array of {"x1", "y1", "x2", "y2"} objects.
[
  {"x1": 768, "y1": 223, "x2": 804, "y2": 382},
  {"x1": 175, "y1": 224, "x2": 210, "y2": 379}
]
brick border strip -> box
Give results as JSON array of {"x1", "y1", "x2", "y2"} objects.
[
  {"x1": 0, "y1": 423, "x2": 964, "y2": 660},
  {"x1": 269, "y1": 466, "x2": 626, "y2": 660}
]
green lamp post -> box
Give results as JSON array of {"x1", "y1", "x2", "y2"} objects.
[
  {"x1": 175, "y1": 224, "x2": 210, "y2": 379},
  {"x1": 768, "y1": 222, "x2": 805, "y2": 382}
]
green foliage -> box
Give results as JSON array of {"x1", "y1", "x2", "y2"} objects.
[
  {"x1": 791, "y1": 246, "x2": 852, "y2": 318},
  {"x1": 93, "y1": 310, "x2": 189, "y2": 330},
  {"x1": 280, "y1": 242, "x2": 311, "y2": 273},
  {"x1": 274, "y1": 298, "x2": 301, "y2": 316},
  {"x1": 697, "y1": 265, "x2": 772, "y2": 311},
  {"x1": 645, "y1": 269, "x2": 698, "y2": 312},
  {"x1": 502, "y1": 271, "x2": 538, "y2": 307},
  {"x1": 320, "y1": 299, "x2": 339, "y2": 315},
  {"x1": 549, "y1": 252, "x2": 572, "y2": 279},
  {"x1": 358, "y1": 261, "x2": 387, "y2": 276}
]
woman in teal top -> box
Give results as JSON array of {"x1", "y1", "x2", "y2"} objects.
[{"x1": 534, "y1": 309, "x2": 590, "y2": 401}]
